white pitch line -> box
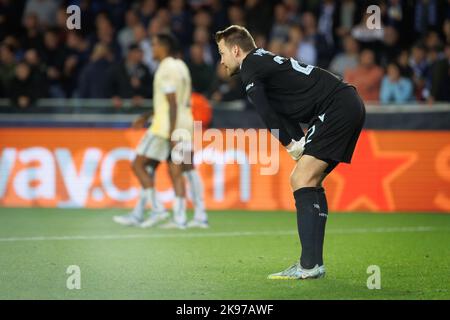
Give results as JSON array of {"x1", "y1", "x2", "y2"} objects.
[{"x1": 0, "y1": 226, "x2": 446, "y2": 242}]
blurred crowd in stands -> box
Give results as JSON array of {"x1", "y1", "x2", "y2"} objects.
[{"x1": 0, "y1": 0, "x2": 449, "y2": 110}]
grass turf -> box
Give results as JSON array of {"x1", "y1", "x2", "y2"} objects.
[{"x1": 0, "y1": 208, "x2": 449, "y2": 300}]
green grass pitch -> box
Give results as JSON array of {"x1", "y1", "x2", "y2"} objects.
[{"x1": 0, "y1": 208, "x2": 449, "y2": 300}]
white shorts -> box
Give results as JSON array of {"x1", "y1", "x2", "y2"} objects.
[
  {"x1": 135, "y1": 132, "x2": 193, "y2": 164},
  {"x1": 135, "y1": 132, "x2": 170, "y2": 162}
]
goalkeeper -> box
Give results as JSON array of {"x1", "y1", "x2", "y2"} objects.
[{"x1": 215, "y1": 26, "x2": 366, "y2": 280}]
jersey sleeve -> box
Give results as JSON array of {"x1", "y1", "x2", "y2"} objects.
[
  {"x1": 159, "y1": 64, "x2": 177, "y2": 94},
  {"x1": 241, "y1": 54, "x2": 293, "y2": 146},
  {"x1": 246, "y1": 82, "x2": 293, "y2": 146}
]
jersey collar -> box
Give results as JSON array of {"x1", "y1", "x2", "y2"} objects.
[{"x1": 241, "y1": 47, "x2": 258, "y2": 70}]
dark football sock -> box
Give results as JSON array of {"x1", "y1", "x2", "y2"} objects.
[
  {"x1": 294, "y1": 187, "x2": 320, "y2": 269},
  {"x1": 315, "y1": 187, "x2": 328, "y2": 266}
]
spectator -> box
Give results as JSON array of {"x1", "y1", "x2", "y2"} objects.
[
  {"x1": 100, "y1": 0, "x2": 128, "y2": 29},
  {"x1": 317, "y1": 0, "x2": 337, "y2": 48},
  {"x1": 269, "y1": 3, "x2": 290, "y2": 42},
  {"x1": 301, "y1": 11, "x2": 332, "y2": 67},
  {"x1": 409, "y1": 43, "x2": 429, "y2": 100},
  {"x1": 64, "y1": 31, "x2": 91, "y2": 97},
  {"x1": 282, "y1": 41, "x2": 298, "y2": 59},
  {"x1": 20, "y1": 13, "x2": 44, "y2": 51},
  {"x1": 41, "y1": 28, "x2": 67, "y2": 97},
  {"x1": 0, "y1": 0, "x2": 447, "y2": 105},
  {"x1": 329, "y1": 35, "x2": 359, "y2": 77},
  {"x1": 344, "y1": 49, "x2": 384, "y2": 102},
  {"x1": 380, "y1": 26, "x2": 402, "y2": 67},
  {"x1": 193, "y1": 8, "x2": 212, "y2": 30},
  {"x1": 155, "y1": 8, "x2": 172, "y2": 30},
  {"x1": 208, "y1": 0, "x2": 228, "y2": 32},
  {"x1": 424, "y1": 30, "x2": 443, "y2": 51},
  {"x1": 268, "y1": 39, "x2": 284, "y2": 56},
  {"x1": 443, "y1": 19, "x2": 450, "y2": 45},
  {"x1": 133, "y1": 23, "x2": 157, "y2": 73},
  {"x1": 65, "y1": 31, "x2": 90, "y2": 62},
  {"x1": 427, "y1": 44, "x2": 450, "y2": 103},
  {"x1": 23, "y1": 48, "x2": 48, "y2": 96},
  {"x1": 106, "y1": 44, "x2": 152, "y2": 108},
  {"x1": 118, "y1": 9, "x2": 141, "y2": 55},
  {"x1": 0, "y1": 43, "x2": 17, "y2": 97},
  {"x1": 192, "y1": 26, "x2": 217, "y2": 66},
  {"x1": 335, "y1": 0, "x2": 360, "y2": 39},
  {"x1": 23, "y1": 0, "x2": 58, "y2": 28},
  {"x1": 283, "y1": 0, "x2": 301, "y2": 25},
  {"x1": 414, "y1": 0, "x2": 440, "y2": 35},
  {"x1": 0, "y1": 0, "x2": 24, "y2": 40},
  {"x1": 288, "y1": 25, "x2": 316, "y2": 66},
  {"x1": 55, "y1": 6, "x2": 70, "y2": 43},
  {"x1": 385, "y1": 0, "x2": 403, "y2": 30},
  {"x1": 228, "y1": 5, "x2": 246, "y2": 27},
  {"x1": 244, "y1": 0, "x2": 272, "y2": 36},
  {"x1": 9, "y1": 61, "x2": 42, "y2": 109},
  {"x1": 78, "y1": 44, "x2": 113, "y2": 98},
  {"x1": 396, "y1": 49, "x2": 414, "y2": 78},
  {"x1": 140, "y1": 0, "x2": 158, "y2": 27},
  {"x1": 170, "y1": 0, "x2": 192, "y2": 47},
  {"x1": 90, "y1": 13, "x2": 121, "y2": 61},
  {"x1": 380, "y1": 63, "x2": 414, "y2": 104},
  {"x1": 253, "y1": 33, "x2": 268, "y2": 49},
  {"x1": 209, "y1": 63, "x2": 245, "y2": 103},
  {"x1": 188, "y1": 43, "x2": 215, "y2": 94}
]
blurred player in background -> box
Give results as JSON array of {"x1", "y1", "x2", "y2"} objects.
[
  {"x1": 216, "y1": 25, "x2": 365, "y2": 279},
  {"x1": 113, "y1": 33, "x2": 208, "y2": 229}
]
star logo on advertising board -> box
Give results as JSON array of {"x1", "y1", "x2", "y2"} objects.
[{"x1": 329, "y1": 131, "x2": 417, "y2": 211}]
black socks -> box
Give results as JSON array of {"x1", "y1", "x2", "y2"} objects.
[
  {"x1": 293, "y1": 187, "x2": 328, "y2": 269},
  {"x1": 316, "y1": 187, "x2": 328, "y2": 266}
]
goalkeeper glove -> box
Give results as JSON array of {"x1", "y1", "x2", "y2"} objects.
[{"x1": 286, "y1": 137, "x2": 305, "y2": 161}]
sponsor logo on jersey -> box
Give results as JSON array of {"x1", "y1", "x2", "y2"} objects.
[{"x1": 319, "y1": 113, "x2": 326, "y2": 122}]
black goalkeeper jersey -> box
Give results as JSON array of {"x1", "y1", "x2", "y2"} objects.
[{"x1": 239, "y1": 47, "x2": 350, "y2": 146}]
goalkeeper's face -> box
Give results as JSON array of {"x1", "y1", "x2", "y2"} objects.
[{"x1": 218, "y1": 40, "x2": 240, "y2": 76}]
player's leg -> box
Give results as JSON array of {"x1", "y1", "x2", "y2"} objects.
[
  {"x1": 268, "y1": 155, "x2": 330, "y2": 280},
  {"x1": 117, "y1": 132, "x2": 170, "y2": 227},
  {"x1": 183, "y1": 159, "x2": 208, "y2": 228},
  {"x1": 114, "y1": 156, "x2": 157, "y2": 226},
  {"x1": 136, "y1": 134, "x2": 172, "y2": 228},
  {"x1": 139, "y1": 162, "x2": 171, "y2": 228},
  {"x1": 132, "y1": 155, "x2": 154, "y2": 188},
  {"x1": 159, "y1": 159, "x2": 187, "y2": 229},
  {"x1": 132, "y1": 156, "x2": 164, "y2": 214},
  {"x1": 132, "y1": 160, "x2": 159, "y2": 216},
  {"x1": 291, "y1": 155, "x2": 329, "y2": 267},
  {"x1": 314, "y1": 161, "x2": 338, "y2": 268},
  {"x1": 143, "y1": 163, "x2": 167, "y2": 215}
]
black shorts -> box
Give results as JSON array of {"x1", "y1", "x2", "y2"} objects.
[{"x1": 302, "y1": 86, "x2": 366, "y2": 172}]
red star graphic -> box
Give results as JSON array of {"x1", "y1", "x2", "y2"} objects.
[{"x1": 328, "y1": 131, "x2": 417, "y2": 211}]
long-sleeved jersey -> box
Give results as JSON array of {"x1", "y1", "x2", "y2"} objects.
[{"x1": 239, "y1": 48, "x2": 350, "y2": 146}]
